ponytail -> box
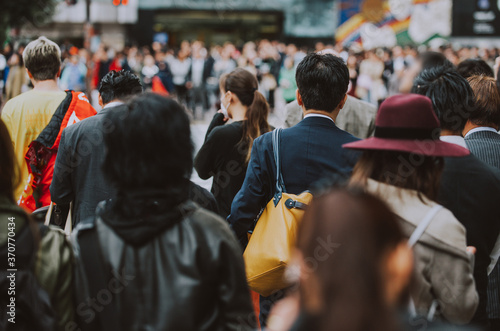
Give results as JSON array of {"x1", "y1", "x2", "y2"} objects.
[
  {"x1": 223, "y1": 68, "x2": 271, "y2": 163},
  {"x1": 240, "y1": 90, "x2": 271, "y2": 163}
]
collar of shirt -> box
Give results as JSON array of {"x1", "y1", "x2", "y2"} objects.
[
  {"x1": 303, "y1": 113, "x2": 335, "y2": 123},
  {"x1": 101, "y1": 101, "x2": 124, "y2": 112},
  {"x1": 439, "y1": 135, "x2": 469, "y2": 149},
  {"x1": 464, "y1": 126, "x2": 498, "y2": 139}
]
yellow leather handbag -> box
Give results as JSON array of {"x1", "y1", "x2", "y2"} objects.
[{"x1": 243, "y1": 129, "x2": 312, "y2": 297}]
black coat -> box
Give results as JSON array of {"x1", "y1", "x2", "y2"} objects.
[
  {"x1": 72, "y1": 200, "x2": 254, "y2": 331},
  {"x1": 51, "y1": 106, "x2": 218, "y2": 225},
  {"x1": 439, "y1": 154, "x2": 500, "y2": 328}
]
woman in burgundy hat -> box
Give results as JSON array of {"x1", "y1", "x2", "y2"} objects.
[{"x1": 343, "y1": 94, "x2": 479, "y2": 325}]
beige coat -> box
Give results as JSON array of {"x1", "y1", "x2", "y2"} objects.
[{"x1": 365, "y1": 179, "x2": 479, "y2": 324}]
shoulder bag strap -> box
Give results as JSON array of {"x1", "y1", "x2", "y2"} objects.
[
  {"x1": 272, "y1": 128, "x2": 286, "y2": 206},
  {"x1": 407, "y1": 204, "x2": 443, "y2": 321}
]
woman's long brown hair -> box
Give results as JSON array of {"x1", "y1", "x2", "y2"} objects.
[
  {"x1": 350, "y1": 150, "x2": 444, "y2": 203},
  {"x1": 297, "y1": 188, "x2": 405, "y2": 331},
  {"x1": 0, "y1": 119, "x2": 20, "y2": 203},
  {"x1": 221, "y1": 68, "x2": 271, "y2": 162}
]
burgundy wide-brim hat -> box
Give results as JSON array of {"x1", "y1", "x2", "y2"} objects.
[{"x1": 343, "y1": 94, "x2": 469, "y2": 157}]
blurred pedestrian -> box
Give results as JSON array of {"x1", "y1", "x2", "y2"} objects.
[
  {"x1": 279, "y1": 57, "x2": 297, "y2": 104},
  {"x1": 4, "y1": 53, "x2": 26, "y2": 101}
]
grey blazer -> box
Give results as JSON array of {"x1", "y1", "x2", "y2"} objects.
[{"x1": 283, "y1": 95, "x2": 377, "y2": 139}]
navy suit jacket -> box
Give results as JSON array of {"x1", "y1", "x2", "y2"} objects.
[{"x1": 227, "y1": 116, "x2": 360, "y2": 246}]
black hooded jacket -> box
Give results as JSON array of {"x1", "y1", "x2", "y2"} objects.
[{"x1": 71, "y1": 195, "x2": 254, "y2": 331}]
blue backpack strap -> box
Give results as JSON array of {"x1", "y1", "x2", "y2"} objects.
[{"x1": 272, "y1": 128, "x2": 286, "y2": 206}]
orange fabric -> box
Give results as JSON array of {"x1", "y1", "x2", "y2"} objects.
[
  {"x1": 251, "y1": 291, "x2": 261, "y2": 329},
  {"x1": 152, "y1": 76, "x2": 169, "y2": 96},
  {"x1": 19, "y1": 91, "x2": 96, "y2": 212}
]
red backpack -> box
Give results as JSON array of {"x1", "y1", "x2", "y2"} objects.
[{"x1": 19, "y1": 91, "x2": 97, "y2": 212}]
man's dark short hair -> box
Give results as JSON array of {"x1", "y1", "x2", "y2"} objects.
[
  {"x1": 102, "y1": 93, "x2": 193, "y2": 191},
  {"x1": 412, "y1": 66, "x2": 474, "y2": 133},
  {"x1": 457, "y1": 59, "x2": 494, "y2": 79},
  {"x1": 98, "y1": 70, "x2": 143, "y2": 104},
  {"x1": 295, "y1": 53, "x2": 349, "y2": 112}
]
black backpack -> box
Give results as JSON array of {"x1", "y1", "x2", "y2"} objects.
[{"x1": 0, "y1": 220, "x2": 56, "y2": 330}]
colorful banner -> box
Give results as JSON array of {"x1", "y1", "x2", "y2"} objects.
[{"x1": 336, "y1": 0, "x2": 452, "y2": 48}]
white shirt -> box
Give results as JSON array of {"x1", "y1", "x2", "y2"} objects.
[
  {"x1": 464, "y1": 126, "x2": 499, "y2": 139},
  {"x1": 191, "y1": 59, "x2": 205, "y2": 87},
  {"x1": 439, "y1": 135, "x2": 468, "y2": 149},
  {"x1": 304, "y1": 113, "x2": 335, "y2": 123},
  {"x1": 102, "y1": 101, "x2": 123, "y2": 111}
]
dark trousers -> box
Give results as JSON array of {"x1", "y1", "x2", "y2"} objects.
[
  {"x1": 174, "y1": 84, "x2": 190, "y2": 108},
  {"x1": 189, "y1": 85, "x2": 209, "y2": 112}
]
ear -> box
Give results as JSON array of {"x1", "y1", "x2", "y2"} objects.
[
  {"x1": 26, "y1": 69, "x2": 33, "y2": 80},
  {"x1": 338, "y1": 94, "x2": 348, "y2": 110},
  {"x1": 56, "y1": 68, "x2": 62, "y2": 78},
  {"x1": 296, "y1": 89, "x2": 303, "y2": 107},
  {"x1": 98, "y1": 93, "x2": 104, "y2": 108}
]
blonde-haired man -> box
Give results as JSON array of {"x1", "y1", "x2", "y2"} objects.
[
  {"x1": 1, "y1": 37, "x2": 65, "y2": 203},
  {"x1": 1, "y1": 36, "x2": 95, "y2": 210}
]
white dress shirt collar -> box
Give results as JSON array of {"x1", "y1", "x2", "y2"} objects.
[
  {"x1": 464, "y1": 126, "x2": 498, "y2": 139},
  {"x1": 99, "y1": 101, "x2": 124, "y2": 112},
  {"x1": 439, "y1": 135, "x2": 469, "y2": 149},
  {"x1": 303, "y1": 113, "x2": 335, "y2": 123}
]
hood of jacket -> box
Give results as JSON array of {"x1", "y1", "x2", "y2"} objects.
[{"x1": 97, "y1": 186, "x2": 190, "y2": 247}]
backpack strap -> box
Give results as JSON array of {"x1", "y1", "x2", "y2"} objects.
[
  {"x1": 77, "y1": 226, "x2": 118, "y2": 330},
  {"x1": 408, "y1": 205, "x2": 443, "y2": 248},
  {"x1": 407, "y1": 204, "x2": 443, "y2": 321},
  {"x1": 272, "y1": 128, "x2": 286, "y2": 206}
]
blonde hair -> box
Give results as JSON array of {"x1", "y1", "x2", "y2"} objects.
[{"x1": 23, "y1": 36, "x2": 61, "y2": 81}]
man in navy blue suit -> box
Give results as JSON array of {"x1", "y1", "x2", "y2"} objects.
[
  {"x1": 228, "y1": 52, "x2": 359, "y2": 247},
  {"x1": 226, "y1": 52, "x2": 360, "y2": 326}
]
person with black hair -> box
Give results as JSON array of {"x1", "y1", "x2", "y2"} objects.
[
  {"x1": 71, "y1": 93, "x2": 255, "y2": 331},
  {"x1": 227, "y1": 52, "x2": 359, "y2": 326},
  {"x1": 194, "y1": 68, "x2": 271, "y2": 218},
  {"x1": 457, "y1": 59, "x2": 494, "y2": 79},
  {"x1": 413, "y1": 66, "x2": 500, "y2": 330},
  {"x1": 50, "y1": 70, "x2": 144, "y2": 226}
]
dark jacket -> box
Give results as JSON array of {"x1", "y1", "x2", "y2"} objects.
[
  {"x1": 464, "y1": 130, "x2": 500, "y2": 322},
  {"x1": 71, "y1": 197, "x2": 255, "y2": 331},
  {"x1": 51, "y1": 107, "x2": 218, "y2": 225},
  {"x1": 227, "y1": 116, "x2": 359, "y2": 247},
  {"x1": 439, "y1": 154, "x2": 500, "y2": 327},
  {"x1": 194, "y1": 113, "x2": 253, "y2": 218},
  {"x1": 50, "y1": 106, "x2": 116, "y2": 226}
]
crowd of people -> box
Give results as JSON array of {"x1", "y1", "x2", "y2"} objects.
[
  {"x1": 1, "y1": 35, "x2": 500, "y2": 331},
  {"x1": 3, "y1": 38, "x2": 500, "y2": 115}
]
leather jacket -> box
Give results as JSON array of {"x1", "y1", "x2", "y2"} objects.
[{"x1": 71, "y1": 199, "x2": 255, "y2": 331}]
